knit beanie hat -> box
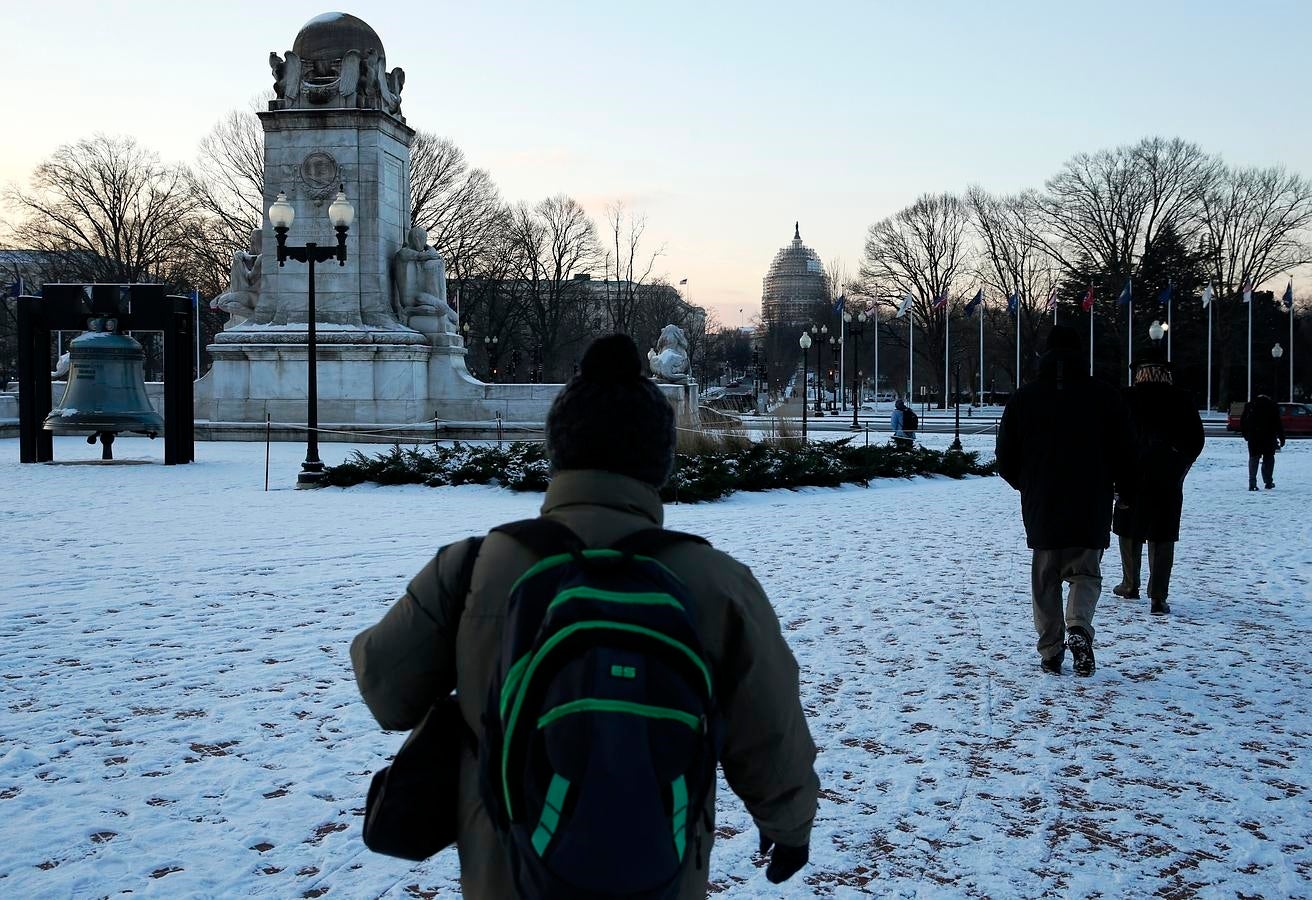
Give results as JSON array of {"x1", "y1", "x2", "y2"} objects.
[{"x1": 546, "y1": 335, "x2": 676, "y2": 487}]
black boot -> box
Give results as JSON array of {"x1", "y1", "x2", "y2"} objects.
[
  {"x1": 1150, "y1": 598, "x2": 1170, "y2": 615},
  {"x1": 1067, "y1": 627, "x2": 1095, "y2": 677},
  {"x1": 1040, "y1": 655, "x2": 1063, "y2": 676}
]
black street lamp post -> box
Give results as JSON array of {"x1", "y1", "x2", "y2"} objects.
[
  {"x1": 1272, "y1": 343, "x2": 1284, "y2": 397},
  {"x1": 799, "y1": 331, "x2": 812, "y2": 441},
  {"x1": 950, "y1": 361, "x2": 963, "y2": 452},
  {"x1": 269, "y1": 188, "x2": 354, "y2": 489},
  {"x1": 484, "y1": 334, "x2": 500, "y2": 381},
  {"x1": 844, "y1": 308, "x2": 868, "y2": 429},
  {"x1": 810, "y1": 324, "x2": 827, "y2": 415}
]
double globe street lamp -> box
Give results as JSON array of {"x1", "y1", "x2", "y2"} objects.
[
  {"x1": 268, "y1": 187, "x2": 355, "y2": 489},
  {"x1": 1149, "y1": 319, "x2": 1170, "y2": 349}
]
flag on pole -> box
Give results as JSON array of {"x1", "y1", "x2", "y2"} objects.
[
  {"x1": 1044, "y1": 287, "x2": 1057, "y2": 311},
  {"x1": 895, "y1": 293, "x2": 914, "y2": 318},
  {"x1": 1157, "y1": 282, "x2": 1173, "y2": 305},
  {"x1": 964, "y1": 288, "x2": 984, "y2": 317},
  {"x1": 1242, "y1": 278, "x2": 1253, "y2": 304},
  {"x1": 1117, "y1": 278, "x2": 1133, "y2": 306},
  {"x1": 1282, "y1": 280, "x2": 1294, "y2": 310},
  {"x1": 833, "y1": 294, "x2": 846, "y2": 316},
  {"x1": 1201, "y1": 282, "x2": 1213, "y2": 308},
  {"x1": 678, "y1": 278, "x2": 687, "y2": 285},
  {"x1": 932, "y1": 291, "x2": 949, "y2": 310},
  {"x1": 5, "y1": 276, "x2": 24, "y2": 298},
  {"x1": 1081, "y1": 284, "x2": 1095, "y2": 312},
  {"x1": 1006, "y1": 291, "x2": 1019, "y2": 317}
]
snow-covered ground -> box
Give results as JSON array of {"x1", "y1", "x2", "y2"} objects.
[{"x1": 2, "y1": 433, "x2": 1309, "y2": 898}]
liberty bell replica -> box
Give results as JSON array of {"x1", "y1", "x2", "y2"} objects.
[{"x1": 44, "y1": 315, "x2": 164, "y2": 459}]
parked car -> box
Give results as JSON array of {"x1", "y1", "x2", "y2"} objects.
[{"x1": 1227, "y1": 401, "x2": 1312, "y2": 435}]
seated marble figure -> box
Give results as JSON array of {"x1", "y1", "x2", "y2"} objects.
[{"x1": 392, "y1": 226, "x2": 456, "y2": 332}]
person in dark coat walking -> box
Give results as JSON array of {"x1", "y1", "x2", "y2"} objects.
[
  {"x1": 1240, "y1": 394, "x2": 1286, "y2": 490},
  {"x1": 995, "y1": 325, "x2": 1137, "y2": 677},
  {"x1": 1111, "y1": 351, "x2": 1205, "y2": 615}
]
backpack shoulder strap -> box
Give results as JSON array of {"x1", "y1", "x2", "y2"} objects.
[
  {"x1": 490, "y1": 517, "x2": 586, "y2": 559},
  {"x1": 455, "y1": 536, "x2": 484, "y2": 600},
  {"x1": 610, "y1": 528, "x2": 710, "y2": 558}
]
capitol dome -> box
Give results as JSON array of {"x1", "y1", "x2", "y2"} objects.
[
  {"x1": 292, "y1": 12, "x2": 385, "y2": 61},
  {"x1": 761, "y1": 223, "x2": 829, "y2": 325}
]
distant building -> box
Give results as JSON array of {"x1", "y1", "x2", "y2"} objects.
[{"x1": 761, "y1": 223, "x2": 829, "y2": 326}]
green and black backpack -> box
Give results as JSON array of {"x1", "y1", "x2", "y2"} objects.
[{"x1": 479, "y1": 517, "x2": 719, "y2": 900}]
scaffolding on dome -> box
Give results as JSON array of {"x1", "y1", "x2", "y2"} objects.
[{"x1": 761, "y1": 222, "x2": 830, "y2": 326}]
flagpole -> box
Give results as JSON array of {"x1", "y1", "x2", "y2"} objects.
[
  {"x1": 944, "y1": 302, "x2": 950, "y2": 411},
  {"x1": 909, "y1": 311, "x2": 914, "y2": 404},
  {"x1": 873, "y1": 301, "x2": 880, "y2": 410},
  {"x1": 1015, "y1": 295, "x2": 1020, "y2": 390},
  {"x1": 1291, "y1": 302, "x2": 1296, "y2": 403},
  {"x1": 1206, "y1": 299, "x2": 1213, "y2": 412},
  {"x1": 978, "y1": 298, "x2": 983, "y2": 406},
  {"x1": 1089, "y1": 304, "x2": 1094, "y2": 377},
  {"x1": 1247, "y1": 289, "x2": 1253, "y2": 400}
]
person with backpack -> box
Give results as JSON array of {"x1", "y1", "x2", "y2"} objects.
[
  {"x1": 351, "y1": 334, "x2": 819, "y2": 898},
  {"x1": 891, "y1": 398, "x2": 917, "y2": 448},
  {"x1": 995, "y1": 325, "x2": 1137, "y2": 677},
  {"x1": 1111, "y1": 350, "x2": 1205, "y2": 616}
]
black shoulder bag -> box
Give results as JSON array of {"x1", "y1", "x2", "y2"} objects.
[{"x1": 361, "y1": 536, "x2": 483, "y2": 861}]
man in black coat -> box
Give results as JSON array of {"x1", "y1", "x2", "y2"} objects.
[
  {"x1": 996, "y1": 325, "x2": 1136, "y2": 677},
  {"x1": 1111, "y1": 351, "x2": 1205, "y2": 615},
  {"x1": 1240, "y1": 394, "x2": 1286, "y2": 491}
]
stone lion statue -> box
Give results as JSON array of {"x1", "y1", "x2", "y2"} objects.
[{"x1": 647, "y1": 324, "x2": 692, "y2": 382}]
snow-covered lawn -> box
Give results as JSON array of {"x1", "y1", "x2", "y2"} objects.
[{"x1": 2, "y1": 433, "x2": 1309, "y2": 898}]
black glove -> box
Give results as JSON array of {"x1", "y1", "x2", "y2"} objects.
[{"x1": 758, "y1": 831, "x2": 809, "y2": 884}]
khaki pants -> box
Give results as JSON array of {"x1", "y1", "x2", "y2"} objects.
[
  {"x1": 1031, "y1": 548, "x2": 1102, "y2": 661},
  {"x1": 1117, "y1": 535, "x2": 1176, "y2": 601}
]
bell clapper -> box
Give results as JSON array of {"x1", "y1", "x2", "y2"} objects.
[{"x1": 86, "y1": 431, "x2": 116, "y2": 461}]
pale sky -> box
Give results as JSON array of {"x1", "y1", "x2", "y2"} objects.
[{"x1": 3, "y1": 0, "x2": 1310, "y2": 324}]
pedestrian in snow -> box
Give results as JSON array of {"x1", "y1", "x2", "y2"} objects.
[
  {"x1": 891, "y1": 398, "x2": 916, "y2": 448},
  {"x1": 1240, "y1": 394, "x2": 1286, "y2": 491},
  {"x1": 995, "y1": 325, "x2": 1137, "y2": 677},
  {"x1": 1111, "y1": 350, "x2": 1205, "y2": 616},
  {"x1": 351, "y1": 335, "x2": 818, "y2": 898}
]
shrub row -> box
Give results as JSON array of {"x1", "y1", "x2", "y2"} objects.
[{"x1": 324, "y1": 439, "x2": 995, "y2": 503}]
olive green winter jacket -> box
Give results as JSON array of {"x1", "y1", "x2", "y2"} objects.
[{"x1": 350, "y1": 469, "x2": 819, "y2": 898}]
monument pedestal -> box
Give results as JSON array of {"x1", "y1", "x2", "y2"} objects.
[{"x1": 198, "y1": 328, "x2": 432, "y2": 424}]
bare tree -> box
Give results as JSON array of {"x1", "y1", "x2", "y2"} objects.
[
  {"x1": 966, "y1": 186, "x2": 1061, "y2": 385},
  {"x1": 859, "y1": 192, "x2": 972, "y2": 396},
  {"x1": 602, "y1": 202, "x2": 663, "y2": 335},
  {"x1": 1199, "y1": 163, "x2": 1312, "y2": 402},
  {"x1": 1036, "y1": 136, "x2": 1218, "y2": 278},
  {"x1": 6, "y1": 135, "x2": 198, "y2": 285},
  {"x1": 185, "y1": 103, "x2": 267, "y2": 298},
  {"x1": 1199, "y1": 163, "x2": 1312, "y2": 295},
  {"x1": 501, "y1": 196, "x2": 599, "y2": 378},
  {"x1": 409, "y1": 132, "x2": 505, "y2": 284}
]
